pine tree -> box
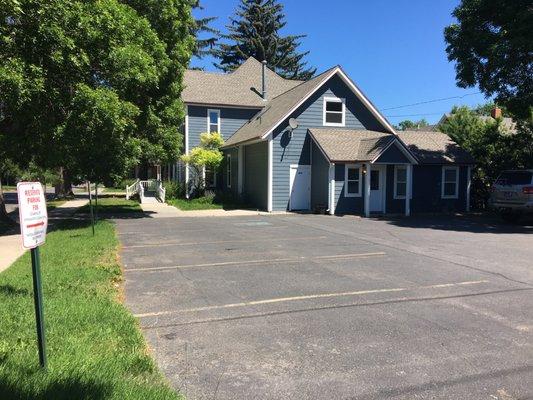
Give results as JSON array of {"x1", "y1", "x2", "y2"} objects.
[
  {"x1": 213, "y1": 0, "x2": 316, "y2": 80},
  {"x1": 191, "y1": 0, "x2": 220, "y2": 59}
]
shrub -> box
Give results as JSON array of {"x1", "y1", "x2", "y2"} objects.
[{"x1": 164, "y1": 181, "x2": 183, "y2": 200}]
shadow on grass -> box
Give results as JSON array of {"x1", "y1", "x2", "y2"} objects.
[
  {"x1": 0, "y1": 284, "x2": 29, "y2": 296},
  {"x1": 0, "y1": 378, "x2": 111, "y2": 400}
]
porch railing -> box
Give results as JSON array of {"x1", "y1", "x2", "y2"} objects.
[
  {"x1": 125, "y1": 179, "x2": 140, "y2": 200},
  {"x1": 156, "y1": 180, "x2": 166, "y2": 203}
]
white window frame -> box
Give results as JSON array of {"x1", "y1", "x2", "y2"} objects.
[
  {"x1": 441, "y1": 166, "x2": 459, "y2": 199},
  {"x1": 323, "y1": 97, "x2": 346, "y2": 127},
  {"x1": 207, "y1": 109, "x2": 221, "y2": 133},
  {"x1": 344, "y1": 164, "x2": 362, "y2": 197},
  {"x1": 226, "y1": 154, "x2": 232, "y2": 188},
  {"x1": 394, "y1": 165, "x2": 408, "y2": 199}
]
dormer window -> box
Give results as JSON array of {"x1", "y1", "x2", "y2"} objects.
[
  {"x1": 323, "y1": 97, "x2": 345, "y2": 126},
  {"x1": 208, "y1": 109, "x2": 220, "y2": 133}
]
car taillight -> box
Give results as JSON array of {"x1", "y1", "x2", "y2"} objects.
[{"x1": 523, "y1": 186, "x2": 533, "y2": 194}]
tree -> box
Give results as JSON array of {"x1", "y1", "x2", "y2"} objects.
[
  {"x1": 0, "y1": 0, "x2": 194, "y2": 198},
  {"x1": 439, "y1": 106, "x2": 533, "y2": 208},
  {"x1": 213, "y1": 0, "x2": 316, "y2": 80},
  {"x1": 444, "y1": 0, "x2": 533, "y2": 118},
  {"x1": 396, "y1": 119, "x2": 429, "y2": 131},
  {"x1": 191, "y1": 0, "x2": 220, "y2": 59},
  {"x1": 181, "y1": 132, "x2": 223, "y2": 196}
]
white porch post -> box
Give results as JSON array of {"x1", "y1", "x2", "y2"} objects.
[
  {"x1": 466, "y1": 165, "x2": 472, "y2": 212},
  {"x1": 328, "y1": 163, "x2": 335, "y2": 215},
  {"x1": 405, "y1": 164, "x2": 412, "y2": 216},
  {"x1": 364, "y1": 163, "x2": 371, "y2": 217},
  {"x1": 267, "y1": 134, "x2": 273, "y2": 212},
  {"x1": 238, "y1": 146, "x2": 244, "y2": 195},
  {"x1": 184, "y1": 106, "x2": 190, "y2": 198}
]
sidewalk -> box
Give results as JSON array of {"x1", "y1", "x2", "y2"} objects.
[
  {"x1": 0, "y1": 197, "x2": 89, "y2": 273},
  {"x1": 141, "y1": 202, "x2": 268, "y2": 218}
]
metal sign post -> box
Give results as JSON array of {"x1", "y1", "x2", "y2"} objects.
[{"x1": 17, "y1": 182, "x2": 48, "y2": 369}]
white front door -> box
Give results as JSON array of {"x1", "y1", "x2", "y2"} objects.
[
  {"x1": 369, "y1": 165, "x2": 385, "y2": 212},
  {"x1": 289, "y1": 165, "x2": 311, "y2": 210}
]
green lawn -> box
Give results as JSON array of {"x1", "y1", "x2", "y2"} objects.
[
  {"x1": 0, "y1": 219, "x2": 181, "y2": 400},
  {"x1": 103, "y1": 187, "x2": 126, "y2": 194},
  {"x1": 78, "y1": 197, "x2": 141, "y2": 214},
  {"x1": 46, "y1": 199, "x2": 67, "y2": 211},
  {"x1": 2, "y1": 185, "x2": 17, "y2": 191},
  {"x1": 168, "y1": 196, "x2": 235, "y2": 211}
]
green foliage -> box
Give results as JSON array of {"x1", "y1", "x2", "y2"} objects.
[
  {"x1": 62, "y1": 84, "x2": 141, "y2": 184},
  {"x1": 444, "y1": 0, "x2": 533, "y2": 118},
  {"x1": 214, "y1": 0, "x2": 316, "y2": 80},
  {"x1": 0, "y1": 0, "x2": 194, "y2": 184},
  {"x1": 397, "y1": 119, "x2": 429, "y2": 131},
  {"x1": 0, "y1": 219, "x2": 181, "y2": 399},
  {"x1": 181, "y1": 132, "x2": 224, "y2": 169},
  {"x1": 163, "y1": 181, "x2": 183, "y2": 200},
  {"x1": 439, "y1": 106, "x2": 533, "y2": 208}
]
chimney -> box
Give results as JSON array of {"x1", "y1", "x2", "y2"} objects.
[
  {"x1": 261, "y1": 60, "x2": 267, "y2": 100},
  {"x1": 491, "y1": 107, "x2": 502, "y2": 119}
]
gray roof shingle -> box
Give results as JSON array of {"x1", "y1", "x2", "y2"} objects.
[
  {"x1": 308, "y1": 128, "x2": 395, "y2": 162},
  {"x1": 397, "y1": 131, "x2": 475, "y2": 164},
  {"x1": 222, "y1": 67, "x2": 337, "y2": 147},
  {"x1": 182, "y1": 57, "x2": 302, "y2": 108}
]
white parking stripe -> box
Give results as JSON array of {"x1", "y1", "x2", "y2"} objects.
[
  {"x1": 134, "y1": 280, "x2": 489, "y2": 318},
  {"x1": 122, "y1": 235, "x2": 327, "y2": 249},
  {"x1": 127, "y1": 252, "x2": 386, "y2": 272}
]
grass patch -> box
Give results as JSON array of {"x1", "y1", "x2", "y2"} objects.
[
  {"x1": 2, "y1": 186, "x2": 17, "y2": 191},
  {"x1": 103, "y1": 187, "x2": 126, "y2": 194},
  {"x1": 78, "y1": 197, "x2": 141, "y2": 214},
  {"x1": 46, "y1": 199, "x2": 66, "y2": 211},
  {"x1": 0, "y1": 219, "x2": 181, "y2": 400},
  {"x1": 168, "y1": 197, "x2": 224, "y2": 211}
]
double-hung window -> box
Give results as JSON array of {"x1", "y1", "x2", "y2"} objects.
[
  {"x1": 226, "y1": 154, "x2": 232, "y2": 188},
  {"x1": 208, "y1": 109, "x2": 220, "y2": 133},
  {"x1": 394, "y1": 165, "x2": 408, "y2": 199},
  {"x1": 323, "y1": 97, "x2": 345, "y2": 126},
  {"x1": 441, "y1": 166, "x2": 459, "y2": 198},
  {"x1": 345, "y1": 164, "x2": 361, "y2": 197}
]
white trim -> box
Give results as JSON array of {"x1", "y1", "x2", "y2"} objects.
[
  {"x1": 393, "y1": 165, "x2": 408, "y2": 199},
  {"x1": 364, "y1": 163, "x2": 371, "y2": 217},
  {"x1": 185, "y1": 102, "x2": 261, "y2": 110},
  {"x1": 441, "y1": 166, "x2": 459, "y2": 199},
  {"x1": 466, "y1": 165, "x2": 472, "y2": 212},
  {"x1": 267, "y1": 134, "x2": 273, "y2": 212},
  {"x1": 238, "y1": 146, "x2": 243, "y2": 194},
  {"x1": 260, "y1": 67, "x2": 396, "y2": 141},
  {"x1": 207, "y1": 109, "x2": 221, "y2": 133},
  {"x1": 406, "y1": 164, "x2": 412, "y2": 216},
  {"x1": 335, "y1": 68, "x2": 397, "y2": 135},
  {"x1": 371, "y1": 138, "x2": 418, "y2": 165},
  {"x1": 184, "y1": 106, "x2": 190, "y2": 198},
  {"x1": 226, "y1": 153, "x2": 232, "y2": 188},
  {"x1": 329, "y1": 163, "x2": 335, "y2": 215},
  {"x1": 323, "y1": 96, "x2": 346, "y2": 127},
  {"x1": 344, "y1": 164, "x2": 362, "y2": 198}
]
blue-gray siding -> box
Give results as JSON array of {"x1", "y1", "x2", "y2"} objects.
[
  {"x1": 272, "y1": 75, "x2": 388, "y2": 211},
  {"x1": 311, "y1": 142, "x2": 329, "y2": 209},
  {"x1": 244, "y1": 142, "x2": 268, "y2": 210},
  {"x1": 375, "y1": 143, "x2": 411, "y2": 164},
  {"x1": 188, "y1": 105, "x2": 259, "y2": 148},
  {"x1": 334, "y1": 163, "x2": 365, "y2": 214},
  {"x1": 221, "y1": 147, "x2": 239, "y2": 196}
]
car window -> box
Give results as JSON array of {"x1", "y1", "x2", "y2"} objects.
[{"x1": 495, "y1": 171, "x2": 533, "y2": 185}]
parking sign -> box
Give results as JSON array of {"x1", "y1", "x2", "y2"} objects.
[{"x1": 17, "y1": 182, "x2": 48, "y2": 249}]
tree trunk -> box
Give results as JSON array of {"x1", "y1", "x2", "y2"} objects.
[{"x1": 54, "y1": 167, "x2": 73, "y2": 198}]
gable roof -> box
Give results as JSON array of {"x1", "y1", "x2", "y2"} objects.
[
  {"x1": 397, "y1": 131, "x2": 475, "y2": 164},
  {"x1": 222, "y1": 66, "x2": 397, "y2": 148},
  {"x1": 309, "y1": 128, "x2": 417, "y2": 164},
  {"x1": 182, "y1": 57, "x2": 302, "y2": 108}
]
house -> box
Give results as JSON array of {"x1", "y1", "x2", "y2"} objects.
[
  {"x1": 437, "y1": 108, "x2": 518, "y2": 134},
  {"x1": 178, "y1": 57, "x2": 475, "y2": 216}
]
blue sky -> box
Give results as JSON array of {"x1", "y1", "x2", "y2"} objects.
[{"x1": 192, "y1": 0, "x2": 489, "y2": 124}]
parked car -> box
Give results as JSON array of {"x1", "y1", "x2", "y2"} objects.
[{"x1": 489, "y1": 170, "x2": 533, "y2": 221}]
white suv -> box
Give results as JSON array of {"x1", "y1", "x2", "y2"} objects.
[{"x1": 490, "y1": 170, "x2": 533, "y2": 220}]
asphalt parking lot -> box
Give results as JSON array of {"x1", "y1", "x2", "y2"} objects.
[{"x1": 116, "y1": 214, "x2": 533, "y2": 400}]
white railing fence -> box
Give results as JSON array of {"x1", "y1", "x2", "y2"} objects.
[
  {"x1": 156, "y1": 180, "x2": 166, "y2": 203},
  {"x1": 125, "y1": 179, "x2": 140, "y2": 200}
]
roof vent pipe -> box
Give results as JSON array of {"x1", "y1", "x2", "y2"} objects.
[{"x1": 261, "y1": 60, "x2": 267, "y2": 101}]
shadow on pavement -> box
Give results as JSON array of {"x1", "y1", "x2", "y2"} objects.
[{"x1": 380, "y1": 213, "x2": 533, "y2": 234}]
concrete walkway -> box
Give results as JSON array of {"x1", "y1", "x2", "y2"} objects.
[
  {"x1": 0, "y1": 197, "x2": 89, "y2": 273},
  {"x1": 140, "y1": 201, "x2": 268, "y2": 218}
]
